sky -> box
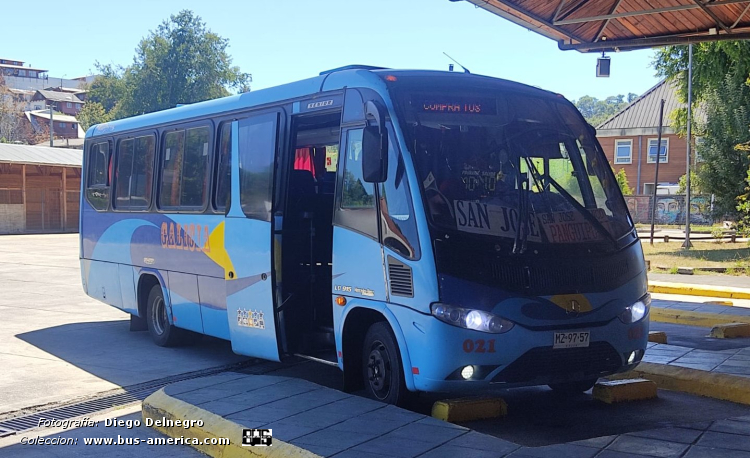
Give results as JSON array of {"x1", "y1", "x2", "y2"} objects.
[{"x1": 3, "y1": 0, "x2": 662, "y2": 102}]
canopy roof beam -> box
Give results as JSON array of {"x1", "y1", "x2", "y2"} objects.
[
  {"x1": 691, "y1": 0, "x2": 731, "y2": 34},
  {"x1": 553, "y1": 0, "x2": 749, "y2": 26}
]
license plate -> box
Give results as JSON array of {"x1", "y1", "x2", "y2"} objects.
[{"x1": 553, "y1": 331, "x2": 590, "y2": 349}]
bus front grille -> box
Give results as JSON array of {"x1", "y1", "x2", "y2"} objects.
[{"x1": 490, "y1": 342, "x2": 622, "y2": 384}]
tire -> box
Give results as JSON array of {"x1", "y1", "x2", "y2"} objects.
[
  {"x1": 146, "y1": 284, "x2": 192, "y2": 347},
  {"x1": 548, "y1": 378, "x2": 598, "y2": 395},
  {"x1": 362, "y1": 322, "x2": 408, "y2": 405}
]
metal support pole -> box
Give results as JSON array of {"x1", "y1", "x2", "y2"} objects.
[
  {"x1": 682, "y1": 44, "x2": 694, "y2": 249},
  {"x1": 649, "y1": 99, "x2": 666, "y2": 245}
]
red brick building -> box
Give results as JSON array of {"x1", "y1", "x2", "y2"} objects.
[{"x1": 596, "y1": 79, "x2": 698, "y2": 195}]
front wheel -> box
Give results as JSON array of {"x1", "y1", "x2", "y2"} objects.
[
  {"x1": 548, "y1": 378, "x2": 598, "y2": 395},
  {"x1": 362, "y1": 322, "x2": 408, "y2": 405},
  {"x1": 146, "y1": 284, "x2": 193, "y2": 347}
]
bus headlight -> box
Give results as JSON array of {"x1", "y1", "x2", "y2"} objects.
[
  {"x1": 431, "y1": 303, "x2": 514, "y2": 334},
  {"x1": 619, "y1": 294, "x2": 650, "y2": 324}
]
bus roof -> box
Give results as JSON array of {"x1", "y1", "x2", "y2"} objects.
[{"x1": 86, "y1": 68, "x2": 558, "y2": 139}]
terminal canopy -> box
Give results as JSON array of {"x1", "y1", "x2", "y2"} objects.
[{"x1": 462, "y1": 0, "x2": 750, "y2": 51}]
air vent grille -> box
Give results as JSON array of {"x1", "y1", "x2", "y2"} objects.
[{"x1": 388, "y1": 257, "x2": 414, "y2": 297}]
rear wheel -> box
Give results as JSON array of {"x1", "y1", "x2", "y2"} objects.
[
  {"x1": 362, "y1": 322, "x2": 408, "y2": 405},
  {"x1": 146, "y1": 284, "x2": 192, "y2": 347},
  {"x1": 548, "y1": 378, "x2": 598, "y2": 394}
]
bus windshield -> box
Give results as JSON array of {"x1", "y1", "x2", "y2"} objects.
[{"x1": 396, "y1": 89, "x2": 632, "y2": 250}]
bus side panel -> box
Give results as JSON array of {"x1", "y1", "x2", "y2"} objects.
[
  {"x1": 331, "y1": 227, "x2": 387, "y2": 301},
  {"x1": 118, "y1": 264, "x2": 138, "y2": 315},
  {"x1": 198, "y1": 275, "x2": 229, "y2": 340},
  {"x1": 86, "y1": 260, "x2": 122, "y2": 309},
  {"x1": 166, "y1": 271, "x2": 204, "y2": 334}
]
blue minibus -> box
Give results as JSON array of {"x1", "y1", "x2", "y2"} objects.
[{"x1": 80, "y1": 66, "x2": 649, "y2": 404}]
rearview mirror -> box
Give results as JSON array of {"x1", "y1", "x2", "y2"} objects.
[{"x1": 362, "y1": 101, "x2": 388, "y2": 183}]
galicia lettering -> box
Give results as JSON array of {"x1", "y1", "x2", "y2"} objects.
[{"x1": 160, "y1": 222, "x2": 211, "y2": 253}]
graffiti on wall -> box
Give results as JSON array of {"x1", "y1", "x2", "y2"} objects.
[{"x1": 625, "y1": 195, "x2": 712, "y2": 225}]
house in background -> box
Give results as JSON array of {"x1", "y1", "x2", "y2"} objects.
[
  {"x1": 30, "y1": 89, "x2": 85, "y2": 116},
  {"x1": 596, "y1": 79, "x2": 699, "y2": 195},
  {"x1": 24, "y1": 110, "x2": 86, "y2": 148}
]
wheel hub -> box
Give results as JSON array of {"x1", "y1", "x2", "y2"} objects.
[
  {"x1": 367, "y1": 341, "x2": 390, "y2": 399},
  {"x1": 151, "y1": 296, "x2": 167, "y2": 336}
]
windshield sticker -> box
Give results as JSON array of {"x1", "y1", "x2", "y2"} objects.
[
  {"x1": 453, "y1": 201, "x2": 541, "y2": 242},
  {"x1": 453, "y1": 201, "x2": 610, "y2": 244},
  {"x1": 423, "y1": 172, "x2": 436, "y2": 189},
  {"x1": 538, "y1": 210, "x2": 609, "y2": 243}
]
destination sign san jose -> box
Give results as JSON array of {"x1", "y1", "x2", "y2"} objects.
[{"x1": 453, "y1": 200, "x2": 608, "y2": 244}]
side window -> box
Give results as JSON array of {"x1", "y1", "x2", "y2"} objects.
[
  {"x1": 341, "y1": 129, "x2": 375, "y2": 208},
  {"x1": 159, "y1": 126, "x2": 211, "y2": 210},
  {"x1": 86, "y1": 141, "x2": 110, "y2": 211},
  {"x1": 114, "y1": 135, "x2": 155, "y2": 209},
  {"x1": 88, "y1": 142, "x2": 109, "y2": 187},
  {"x1": 214, "y1": 122, "x2": 232, "y2": 211},
  {"x1": 380, "y1": 137, "x2": 420, "y2": 259},
  {"x1": 130, "y1": 136, "x2": 155, "y2": 208},
  {"x1": 336, "y1": 128, "x2": 378, "y2": 239},
  {"x1": 160, "y1": 130, "x2": 185, "y2": 208},
  {"x1": 182, "y1": 127, "x2": 211, "y2": 207},
  {"x1": 114, "y1": 139, "x2": 134, "y2": 208},
  {"x1": 239, "y1": 113, "x2": 278, "y2": 221}
]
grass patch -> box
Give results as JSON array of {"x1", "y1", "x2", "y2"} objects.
[{"x1": 642, "y1": 241, "x2": 750, "y2": 274}]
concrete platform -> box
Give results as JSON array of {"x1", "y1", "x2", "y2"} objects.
[{"x1": 143, "y1": 372, "x2": 750, "y2": 458}]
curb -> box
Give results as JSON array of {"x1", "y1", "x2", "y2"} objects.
[
  {"x1": 651, "y1": 307, "x2": 750, "y2": 327},
  {"x1": 649, "y1": 281, "x2": 750, "y2": 300},
  {"x1": 142, "y1": 388, "x2": 321, "y2": 458},
  {"x1": 608, "y1": 362, "x2": 750, "y2": 406}
]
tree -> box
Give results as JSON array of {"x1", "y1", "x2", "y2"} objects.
[
  {"x1": 122, "y1": 10, "x2": 250, "y2": 116},
  {"x1": 677, "y1": 171, "x2": 702, "y2": 195},
  {"x1": 85, "y1": 63, "x2": 128, "y2": 118},
  {"x1": 76, "y1": 102, "x2": 113, "y2": 132},
  {"x1": 0, "y1": 74, "x2": 42, "y2": 144},
  {"x1": 614, "y1": 168, "x2": 633, "y2": 195},
  {"x1": 573, "y1": 93, "x2": 638, "y2": 127},
  {"x1": 87, "y1": 10, "x2": 250, "y2": 120},
  {"x1": 653, "y1": 42, "x2": 750, "y2": 104},
  {"x1": 694, "y1": 71, "x2": 750, "y2": 218}
]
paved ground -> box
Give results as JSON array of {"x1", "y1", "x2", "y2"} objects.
[
  {"x1": 140, "y1": 370, "x2": 750, "y2": 458},
  {"x1": 0, "y1": 234, "x2": 248, "y2": 416}
]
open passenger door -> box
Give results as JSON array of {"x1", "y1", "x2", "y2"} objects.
[{"x1": 223, "y1": 113, "x2": 283, "y2": 361}]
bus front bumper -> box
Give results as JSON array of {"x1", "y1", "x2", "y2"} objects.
[{"x1": 388, "y1": 305, "x2": 649, "y2": 393}]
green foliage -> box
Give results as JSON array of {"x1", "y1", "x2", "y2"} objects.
[
  {"x1": 76, "y1": 102, "x2": 113, "y2": 131},
  {"x1": 653, "y1": 42, "x2": 750, "y2": 104},
  {"x1": 697, "y1": 71, "x2": 750, "y2": 218},
  {"x1": 87, "y1": 10, "x2": 250, "y2": 120},
  {"x1": 573, "y1": 93, "x2": 637, "y2": 127},
  {"x1": 614, "y1": 168, "x2": 633, "y2": 195},
  {"x1": 85, "y1": 63, "x2": 128, "y2": 116},
  {"x1": 677, "y1": 171, "x2": 702, "y2": 195},
  {"x1": 711, "y1": 226, "x2": 724, "y2": 243}
]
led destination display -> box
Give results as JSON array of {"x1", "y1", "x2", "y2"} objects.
[{"x1": 417, "y1": 97, "x2": 497, "y2": 115}]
